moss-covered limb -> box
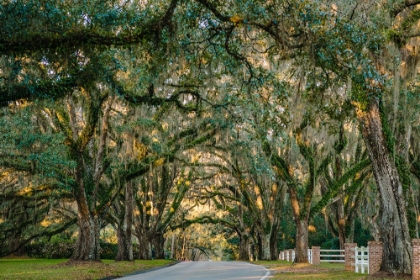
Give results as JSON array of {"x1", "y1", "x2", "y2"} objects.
[
  {"x1": 196, "y1": 187, "x2": 240, "y2": 205},
  {"x1": 309, "y1": 158, "x2": 371, "y2": 219},
  {"x1": 172, "y1": 215, "x2": 238, "y2": 232},
  {"x1": 114, "y1": 80, "x2": 204, "y2": 113},
  {"x1": 54, "y1": 107, "x2": 74, "y2": 147},
  {"x1": 269, "y1": 153, "x2": 297, "y2": 188},
  {"x1": 0, "y1": 0, "x2": 180, "y2": 55},
  {"x1": 1, "y1": 183, "x2": 71, "y2": 201},
  {"x1": 0, "y1": 217, "x2": 77, "y2": 257},
  {"x1": 388, "y1": 8, "x2": 420, "y2": 46},
  {"x1": 0, "y1": 77, "x2": 78, "y2": 106},
  {"x1": 391, "y1": 0, "x2": 420, "y2": 17},
  {"x1": 160, "y1": 184, "x2": 190, "y2": 231},
  {"x1": 75, "y1": 89, "x2": 103, "y2": 152},
  {"x1": 195, "y1": 0, "x2": 304, "y2": 51},
  {"x1": 0, "y1": 156, "x2": 32, "y2": 173},
  {"x1": 345, "y1": 178, "x2": 369, "y2": 229}
]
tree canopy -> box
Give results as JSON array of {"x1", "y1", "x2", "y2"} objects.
[{"x1": 2, "y1": 0, "x2": 420, "y2": 275}]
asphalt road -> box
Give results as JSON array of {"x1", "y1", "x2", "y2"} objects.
[{"x1": 118, "y1": 261, "x2": 271, "y2": 280}]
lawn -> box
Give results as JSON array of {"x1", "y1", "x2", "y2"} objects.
[
  {"x1": 254, "y1": 260, "x2": 410, "y2": 280},
  {"x1": 0, "y1": 258, "x2": 176, "y2": 280}
]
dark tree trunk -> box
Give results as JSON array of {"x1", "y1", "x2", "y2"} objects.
[
  {"x1": 152, "y1": 233, "x2": 165, "y2": 259},
  {"x1": 10, "y1": 236, "x2": 25, "y2": 257},
  {"x1": 137, "y1": 227, "x2": 151, "y2": 260},
  {"x1": 256, "y1": 234, "x2": 263, "y2": 261},
  {"x1": 238, "y1": 235, "x2": 250, "y2": 260},
  {"x1": 115, "y1": 181, "x2": 134, "y2": 261},
  {"x1": 72, "y1": 172, "x2": 100, "y2": 261},
  {"x1": 358, "y1": 98, "x2": 412, "y2": 274},
  {"x1": 269, "y1": 229, "x2": 279, "y2": 260},
  {"x1": 295, "y1": 220, "x2": 309, "y2": 263}
]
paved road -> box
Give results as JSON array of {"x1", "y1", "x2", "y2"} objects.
[{"x1": 118, "y1": 261, "x2": 271, "y2": 280}]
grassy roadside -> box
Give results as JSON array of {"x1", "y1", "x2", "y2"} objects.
[
  {"x1": 0, "y1": 258, "x2": 176, "y2": 280},
  {"x1": 254, "y1": 260, "x2": 410, "y2": 280}
]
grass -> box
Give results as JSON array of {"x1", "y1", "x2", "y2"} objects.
[
  {"x1": 1, "y1": 258, "x2": 410, "y2": 279},
  {"x1": 254, "y1": 260, "x2": 408, "y2": 280},
  {"x1": 0, "y1": 258, "x2": 176, "y2": 280}
]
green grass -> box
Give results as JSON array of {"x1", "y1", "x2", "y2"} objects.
[
  {"x1": 0, "y1": 258, "x2": 176, "y2": 280},
  {"x1": 254, "y1": 260, "x2": 392, "y2": 280}
]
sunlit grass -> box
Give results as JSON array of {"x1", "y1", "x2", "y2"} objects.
[{"x1": 0, "y1": 258, "x2": 176, "y2": 280}]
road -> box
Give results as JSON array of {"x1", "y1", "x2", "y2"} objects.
[{"x1": 118, "y1": 261, "x2": 271, "y2": 280}]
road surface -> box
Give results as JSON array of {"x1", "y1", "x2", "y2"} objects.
[{"x1": 118, "y1": 261, "x2": 271, "y2": 280}]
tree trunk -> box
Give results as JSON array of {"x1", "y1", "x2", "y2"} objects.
[
  {"x1": 137, "y1": 228, "x2": 152, "y2": 260},
  {"x1": 269, "y1": 229, "x2": 279, "y2": 260},
  {"x1": 295, "y1": 220, "x2": 309, "y2": 263},
  {"x1": 72, "y1": 173, "x2": 100, "y2": 261},
  {"x1": 72, "y1": 209, "x2": 100, "y2": 261},
  {"x1": 357, "y1": 98, "x2": 412, "y2": 274},
  {"x1": 170, "y1": 234, "x2": 175, "y2": 259},
  {"x1": 115, "y1": 181, "x2": 134, "y2": 261},
  {"x1": 256, "y1": 234, "x2": 262, "y2": 261},
  {"x1": 238, "y1": 234, "x2": 250, "y2": 260},
  {"x1": 10, "y1": 236, "x2": 25, "y2": 257},
  {"x1": 152, "y1": 233, "x2": 165, "y2": 259},
  {"x1": 261, "y1": 234, "x2": 270, "y2": 260}
]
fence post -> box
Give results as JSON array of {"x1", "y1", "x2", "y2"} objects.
[
  {"x1": 308, "y1": 248, "x2": 312, "y2": 264},
  {"x1": 368, "y1": 241, "x2": 382, "y2": 275},
  {"x1": 311, "y1": 246, "x2": 320, "y2": 265},
  {"x1": 345, "y1": 243, "x2": 357, "y2": 271},
  {"x1": 289, "y1": 249, "x2": 294, "y2": 262},
  {"x1": 412, "y1": 239, "x2": 420, "y2": 280}
]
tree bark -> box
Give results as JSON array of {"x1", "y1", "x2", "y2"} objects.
[
  {"x1": 295, "y1": 220, "x2": 309, "y2": 263},
  {"x1": 71, "y1": 164, "x2": 100, "y2": 261},
  {"x1": 115, "y1": 181, "x2": 134, "y2": 261},
  {"x1": 72, "y1": 204, "x2": 100, "y2": 261},
  {"x1": 238, "y1": 234, "x2": 250, "y2": 260},
  {"x1": 135, "y1": 226, "x2": 151, "y2": 259},
  {"x1": 261, "y1": 233, "x2": 271, "y2": 260},
  {"x1": 269, "y1": 228, "x2": 279, "y2": 260},
  {"x1": 152, "y1": 233, "x2": 165, "y2": 259},
  {"x1": 260, "y1": 230, "x2": 278, "y2": 260},
  {"x1": 357, "y1": 98, "x2": 412, "y2": 274}
]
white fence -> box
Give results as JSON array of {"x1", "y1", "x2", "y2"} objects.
[
  {"x1": 320, "y1": 249, "x2": 345, "y2": 263},
  {"x1": 352, "y1": 246, "x2": 369, "y2": 274},
  {"x1": 281, "y1": 249, "x2": 344, "y2": 264},
  {"x1": 279, "y1": 244, "x2": 374, "y2": 275}
]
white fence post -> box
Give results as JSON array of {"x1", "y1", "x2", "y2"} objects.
[
  {"x1": 308, "y1": 248, "x2": 312, "y2": 264},
  {"x1": 353, "y1": 246, "x2": 369, "y2": 274}
]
